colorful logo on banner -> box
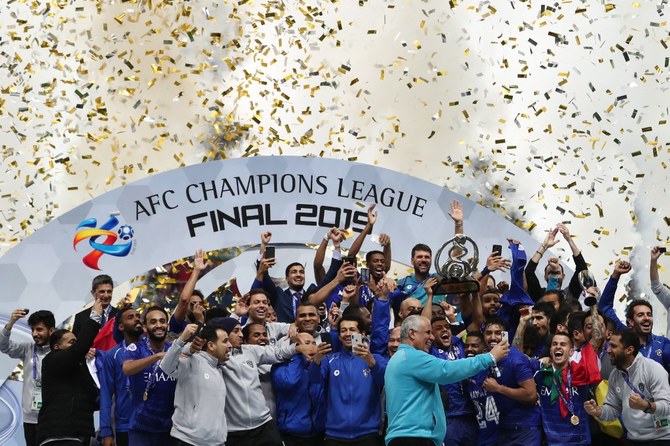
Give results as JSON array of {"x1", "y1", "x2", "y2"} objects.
[{"x1": 73, "y1": 216, "x2": 134, "y2": 270}]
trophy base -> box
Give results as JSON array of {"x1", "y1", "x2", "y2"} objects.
[
  {"x1": 584, "y1": 296, "x2": 598, "y2": 307},
  {"x1": 432, "y1": 277, "x2": 480, "y2": 296}
]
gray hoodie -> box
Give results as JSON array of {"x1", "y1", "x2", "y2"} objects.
[
  {"x1": 600, "y1": 353, "x2": 670, "y2": 441},
  {"x1": 0, "y1": 327, "x2": 50, "y2": 424},
  {"x1": 161, "y1": 338, "x2": 228, "y2": 446},
  {"x1": 224, "y1": 343, "x2": 296, "y2": 432}
]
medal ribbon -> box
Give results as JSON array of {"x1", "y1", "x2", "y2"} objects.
[
  {"x1": 32, "y1": 345, "x2": 40, "y2": 384},
  {"x1": 622, "y1": 371, "x2": 645, "y2": 397},
  {"x1": 551, "y1": 367, "x2": 574, "y2": 418}
]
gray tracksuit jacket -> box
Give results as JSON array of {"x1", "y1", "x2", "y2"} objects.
[
  {"x1": 162, "y1": 339, "x2": 227, "y2": 446},
  {"x1": 224, "y1": 343, "x2": 296, "y2": 432},
  {"x1": 600, "y1": 353, "x2": 670, "y2": 441},
  {"x1": 0, "y1": 327, "x2": 50, "y2": 424}
]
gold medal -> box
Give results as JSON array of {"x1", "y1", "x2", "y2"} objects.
[
  {"x1": 143, "y1": 390, "x2": 148, "y2": 401},
  {"x1": 570, "y1": 414, "x2": 579, "y2": 426}
]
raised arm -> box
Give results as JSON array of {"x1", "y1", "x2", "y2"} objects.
[
  {"x1": 448, "y1": 200, "x2": 464, "y2": 236},
  {"x1": 525, "y1": 227, "x2": 560, "y2": 301},
  {"x1": 0, "y1": 309, "x2": 32, "y2": 358},
  {"x1": 512, "y1": 312, "x2": 532, "y2": 351},
  {"x1": 314, "y1": 228, "x2": 341, "y2": 284},
  {"x1": 380, "y1": 233, "x2": 392, "y2": 272},
  {"x1": 588, "y1": 294, "x2": 605, "y2": 353},
  {"x1": 161, "y1": 324, "x2": 197, "y2": 377},
  {"x1": 349, "y1": 204, "x2": 377, "y2": 257},
  {"x1": 49, "y1": 305, "x2": 102, "y2": 373},
  {"x1": 370, "y1": 278, "x2": 393, "y2": 355},
  {"x1": 174, "y1": 249, "x2": 209, "y2": 323},
  {"x1": 308, "y1": 263, "x2": 356, "y2": 306},
  {"x1": 650, "y1": 247, "x2": 670, "y2": 308},
  {"x1": 557, "y1": 224, "x2": 588, "y2": 298},
  {"x1": 252, "y1": 254, "x2": 280, "y2": 308},
  {"x1": 421, "y1": 277, "x2": 438, "y2": 320},
  {"x1": 597, "y1": 260, "x2": 631, "y2": 331}
]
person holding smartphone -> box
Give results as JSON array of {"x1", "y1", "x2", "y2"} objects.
[
  {"x1": 481, "y1": 318, "x2": 540, "y2": 446},
  {"x1": 0, "y1": 309, "x2": 56, "y2": 446},
  {"x1": 253, "y1": 230, "x2": 343, "y2": 323},
  {"x1": 308, "y1": 312, "x2": 386, "y2": 445}
]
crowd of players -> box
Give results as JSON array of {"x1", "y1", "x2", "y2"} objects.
[{"x1": 3, "y1": 202, "x2": 670, "y2": 446}]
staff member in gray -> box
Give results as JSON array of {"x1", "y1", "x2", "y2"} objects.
[
  {"x1": 210, "y1": 317, "x2": 316, "y2": 446},
  {"x1": 0, "y1": 309, "x2": 55, "y2": 446},
  {"x1": 161, "y1": 323, "x2": 233, "y2": 446},
  {"x1": 585, "y1": 329, "x2": 670, "y2": 445}
]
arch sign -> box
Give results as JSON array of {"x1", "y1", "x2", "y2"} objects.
[{"x1": 0, "y1": 156, "x2": 551, "y2": 387}]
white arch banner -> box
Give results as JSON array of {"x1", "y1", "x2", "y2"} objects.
[{"x1": 0, "y1": 156, "x2": 549, "y2": 385}]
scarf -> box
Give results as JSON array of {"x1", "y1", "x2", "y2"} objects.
[{"x1": 540, "y1": 343, "x2": 601, "y2": 417}]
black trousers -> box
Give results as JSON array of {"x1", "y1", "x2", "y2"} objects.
[
  {"x1": 628, "y1": 441, "x2": 670, "y2": 446},
  {"x1": 24, "y1": 423, "x2": 37, "y2": 446},
  {"x1": 115, "y1": 431, "x2": 129, "y2": 446},
  {"x1": 388, "y1": 438, "x2": 434, "y2": 446},
  {"x1": 227, "y1": 420, "x2": 283, "y2": 446},
  {"x1": 324, "y1": 434, "x2": 383, "y2": 446},
  {"x1": 281, "y1": 432, "x2": 325, "y2": 446},
  {"x1": 171, "y1": 436, "x2": 195, "y2": 446}
]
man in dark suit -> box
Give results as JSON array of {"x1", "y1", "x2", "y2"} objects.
[{"x1": 72, "y1": 274, "x2": 119, "y2": 337}]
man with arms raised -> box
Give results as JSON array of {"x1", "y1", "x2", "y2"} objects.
[
  {"x1": 253, "y1": 230, "x2": 343, "y2": 323},
  {"x1": 385, "y1": 316, "x2": 509, "y2": 446},
  {"x1": 585, "y1": 329, "x2": 670, "y2": 444},
  {"x1": 0, "y1": 309, "x2": 55, "y2": 446}
]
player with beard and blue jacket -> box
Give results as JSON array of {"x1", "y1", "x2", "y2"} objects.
[
  {"x1": 481, "y1": 318, "x2": 540, "y2": 446},
  {"x1": 99, "y1": 307, "x2": 144, "y2": 446}
]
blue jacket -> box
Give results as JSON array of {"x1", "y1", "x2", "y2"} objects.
[
  {"x1": 599, "y1": 276, "x2": 670, "y2": 369},
  {"x1": 99, "y1": 342, "x2": 133, "y2": 438},
  {"x1": 329, "y1": 298, "x2": 391, "y2": 355},
  {"x1": 429, "y1": 337, "x2": 473, "y2": 417},
  {"x1": 308, "y1": 349, "x2": 386, "y2": 439},
  {"x1": 272, "y1": 354, "x2": 326, "y2": 436},
  {"x1": 385, "y1": 344, "x2": 495, "y2": 446}
]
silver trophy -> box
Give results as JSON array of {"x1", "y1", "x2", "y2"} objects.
[
  {"x1": 432, "y1": 234, "x2": 480, "y2": 295},
  {"x1": 579, "y1": 270, "x2": 599, "y2": 306}
]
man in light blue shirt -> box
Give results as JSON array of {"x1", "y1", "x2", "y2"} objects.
[{"x1": 385, "y1": 315, "x2": 509, "y2": 446}]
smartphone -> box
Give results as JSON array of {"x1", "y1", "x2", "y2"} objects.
[
  {"x1": 660, "y1": 247, "x2": 667, "y2": 254},
  {"x1": 501, "y1": 331, "x2": 509, "y2": 343},
  {"x1": 492, "y1": 244, "x2": 502, "y2": 256},
  {"x1": 343, "y1": 256, "x2": 357, "y2": 266},
  {"x1": 23, "y1": 309, "x2": 30, "y2": 314},
  {"x1": 360, "y1": 267, "x2": 370, "y2": 283},
  {"x1": 265, "y1": 246, "x2": 275, "y2": 259},
  {"x1": 351, "y1": 333, "x2": 363, "y2": 349}
]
